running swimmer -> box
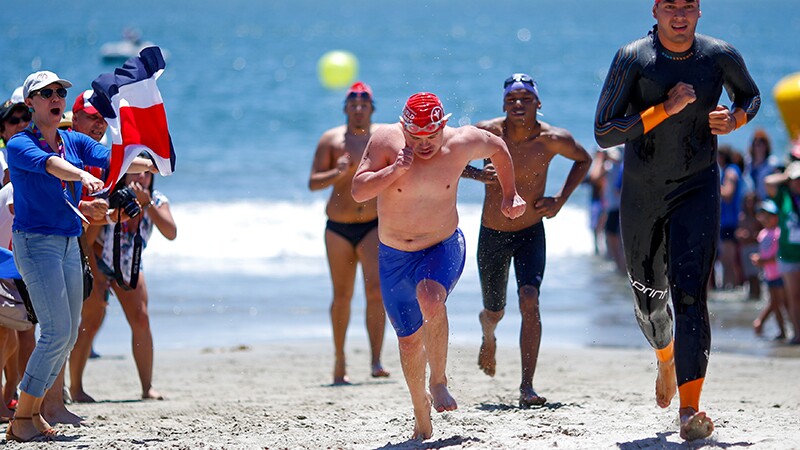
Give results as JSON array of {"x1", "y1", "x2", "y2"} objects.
[
  {"x1": 464, "y1": 73, "x2": 591, "y2": 408},
  {"x1": 352, "y1": 92, "x2": 525, "y2": 440},
  {"x1": 594, "y1": 0, "x2": 760, "y2": 441},
  {"x1": 308, "y1": 82, "x2": 389, "y2": 385}
]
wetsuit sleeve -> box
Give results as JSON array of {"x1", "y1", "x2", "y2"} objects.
[
  {"x1": 715, "y1": 41, "x2": 761, "y2": 128},
  {"x1": 594, "y1": 46, "x2": 656, "y2": 148}
]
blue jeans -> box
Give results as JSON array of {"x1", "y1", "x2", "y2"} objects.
[{"x1": 12, "y1": 231, "x2": 83, "y2": 398}]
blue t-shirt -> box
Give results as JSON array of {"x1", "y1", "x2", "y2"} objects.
[
  {"x1": 720, "y1": 164, "x2": 743, "y2": 229},
  {"x1": 7, "y1": 129, "x2": 109, "y2": 237}
]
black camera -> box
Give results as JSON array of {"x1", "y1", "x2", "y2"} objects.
[{"x1": 108, "y1": 186, "x2": 141, "y2": 219}]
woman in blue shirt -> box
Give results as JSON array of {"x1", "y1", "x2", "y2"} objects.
[{"x1": 5, "y1": 71, "x2": 156, "y2": 442}]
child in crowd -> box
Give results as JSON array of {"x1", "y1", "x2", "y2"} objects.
[{"x1": 750, "y1": 200, "x2": 788, "y2": 339}]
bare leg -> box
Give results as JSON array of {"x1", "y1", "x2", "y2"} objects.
[
  {"x1": 784, "y1": 271, "x2": 800, "y2": 344},
  {"x1": 6, "y1": 329, "x2": 35, "y2": 409},
  {"x1": 417, "y1": 280, "x2": 456, "y2": 413},
  {"x1": 679, "y1": 407, "x2": 714, "y2": 441},
  {"x1": 397, "y1": 331, "x2": 432, "y2": 440},
  {"x1": 0, "y1": 329, "x2": 15, "y2": 419},
  {"x1": 40, "y1": 366, "x2": 82, "y2": 425},
  {"x1": 357, "y1": 229, "x2": 388, "y2": 378},
  {"x1": 8, "y1": 391, "x2": 48, "y2": 441},
  {"x1": 655, "y1": 358, "x2": 677, "y2": 408},
  {"x1": 115, "y1": 276, "x2": 163, "y2": 400},
  {"x1": 478, "y1": 309, "x2": 503, "y2": 377},
  {"x1": 518, "y1": 286, "x2": 545, "y2": 407},
  {"x1": 69, "y1": 286, "x2": 107, "y2": 403},
  {"x1": 325, "y1": 231, "x2": 358, "y2": 385},
  {"x1": 770, "y1": 285, "x2": 788, "y2": 339}
]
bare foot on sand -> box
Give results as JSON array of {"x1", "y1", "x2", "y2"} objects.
[
  {"x1": 680, "y1": 408, "x2": 714, "y2": 441},
  {"x1": 41, "y1": 406, "x2": 83, "y2": 426},
  {"x1": 70, "y1": 389, "x2": 96, "y2": 404},
  {"x1": 0, "y1": 404, "x2": 14, "y2": 422},
  {"x1": 519, "y1": 387, "x2": 546, "y2": 408},
  {"x1": 430, "y1": 384, "x2": 457, "y2": 413},
  {"x1": 655, "y1": 359, "x2": 677, "y2": 408},
  {"x1": 411, "y1": 396, "x2": 433, "y2": 440},
  {"x1": 478, "y1": 336, "x2": 497, "y2": 377},
  {"x1": 333, "y1": 357, "x2": 351, "y2": 385},
  {"x1": 371, "y1": 363, "x2": 390, "y2": 378},
  {"x1": 753, "y1": 319, "x2": 763, "y2": 336},
  {"x1": 142, "y1": 388, "x2": 165, "y2": 400}
]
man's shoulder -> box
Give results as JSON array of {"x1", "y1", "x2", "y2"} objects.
[
  {"x1": 696, "y1": 33, "x2": 739, "y2": 58},
  {"x1": 474, "y1": 117, "x2": 504, "y2": 136},
  {"x1": 367, "y1": 123, "x2": 402, "y2": 148},
  {"x1": 616, "y1": 32, "x2": 654, "y2": 56},
  {"x1": 539, "y1": 121, "x2": 574, "y2": 143},
  {"x1": 319, "y1": 124, "x2": 347, "y2": 141},
  {"x1": 447, "y1": 125, "x2": 491, "y2": 144}
]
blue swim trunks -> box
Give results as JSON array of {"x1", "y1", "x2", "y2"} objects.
[{"x1": 379, "y1": 229, "x2": 466, "y2": 337}]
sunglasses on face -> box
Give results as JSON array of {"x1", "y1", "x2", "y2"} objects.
[
  {"x1": 503, "y1": 74, "x2": 535, "y2": 88},
  {"x1": 6, "y1": 111, "x2": 32, "y2": 125},
  {"x1": 399, "y1": 113, "x2": 452, "y2": 135},
  {"x1": 34, "y1": 87, "x2": 68, "y2": 99}
]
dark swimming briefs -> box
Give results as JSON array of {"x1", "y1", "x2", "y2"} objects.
[
  {"x1": 477, "y1": 223, "x2": 545, "y2": 312},
  {"x1": 595, "y1": 27, "x2": 760, "y2": 388},
  {"x1": 326, "y1": 218, "x2": 378, "y2": 247},
  {"x1": 378, "y1": 229, "x2": 466, "y2": 337}
]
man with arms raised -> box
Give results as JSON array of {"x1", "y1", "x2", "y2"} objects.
[
  {"x1": 595, "y1": 0, "x2": 759, "y2": 441},
  {"x1": 465, "y1": 73, "x2": 591, "y2": 407},
  {"x1": 308, "y1": 82, "x2": 388, "y2": 385},
  {"x1": 352, "y1": 92, "x2": 525, "y2": 440}
]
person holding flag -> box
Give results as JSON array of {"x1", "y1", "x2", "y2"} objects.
[{"x1": 4, "y1": 71, "x2": 157, "y2": 443}]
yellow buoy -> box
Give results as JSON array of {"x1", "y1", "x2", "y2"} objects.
[
  {"x1": 774, "y1": 72, "x2": 800, "y2": 140},
  {"x1": 317, "y1": 50, "x2": 359, "y2": 90}
]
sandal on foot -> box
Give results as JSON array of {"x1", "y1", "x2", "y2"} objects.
[
  {"x1": 32, "y1": 413, "x2": 59, "y2": 438},
  {"x1": 5, "y1": 417, "x2": 50, "y2": 443}
]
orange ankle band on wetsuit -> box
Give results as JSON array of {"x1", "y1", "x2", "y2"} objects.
[
  {"x1": 678, "y1": 377, "x2": 705, "y2": 410},
  {"x1": 641, "y1": 103, "x2": 670, "y2": 134},
  {"x1": 654, "y1": 340, "x2": 674, "y2": 363}
]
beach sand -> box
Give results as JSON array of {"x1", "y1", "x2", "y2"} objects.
[{"x1": 20, "y1": 340, "x2": 800, "y2": 449}]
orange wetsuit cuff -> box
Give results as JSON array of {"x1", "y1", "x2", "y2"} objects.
[
  {"x1": 678, "y1": 377, "x2": 705, "y2": 411},
  {"x1": 641, "y1": 103, "x2": 670, "y2": 134},
  {"x1": 732, "y1": 109, "x2": 747, "y2": 130},
  {"x1": 655, "y1": 340, "x2": 674, "y2": 363}
]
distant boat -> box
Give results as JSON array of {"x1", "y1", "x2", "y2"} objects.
[{"x1": 100, "y1": 29, "x2": 169, "y2": 64}]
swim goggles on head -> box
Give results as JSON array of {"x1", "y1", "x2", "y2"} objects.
[
  {"x1": 399, "y1": 113, "x2": 452, "y2": 135},
  {"x1": 504, "y1": 74, "x2": 536, "y2": 89}
]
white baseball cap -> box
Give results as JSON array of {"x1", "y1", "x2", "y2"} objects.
[
  {"x1": 22, "y1": 71, "x2": 73, "y2": 99},
  {"x1": 10, "y1": 86, "x2": 24, "y2": 104}
]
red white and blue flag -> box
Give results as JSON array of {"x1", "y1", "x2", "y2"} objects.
[{"x1": 89, "y1": 46, "x2": 175, "y2": 194}]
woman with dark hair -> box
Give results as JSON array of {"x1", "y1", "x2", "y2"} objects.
[
  {"x1": 747, "y1": 129, "x2": 775, "y2": 200},
  {"x1": 0, "y1": 97, "x2": 31, "y2": 185},
  {"x1": 5, "y1": 71, "x2": 156, "y2": 442},
  {"x1": 69, "y1": 168, "x2": 176, "y2": 403}
]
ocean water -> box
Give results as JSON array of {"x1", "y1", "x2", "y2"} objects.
[{"x1": 2, "y1": 0, "x2": 799, "y2": 358}]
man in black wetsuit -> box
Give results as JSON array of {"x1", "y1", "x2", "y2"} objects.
[{"x1": 594, "y1": 0, "x2": 760, "y2": 441}]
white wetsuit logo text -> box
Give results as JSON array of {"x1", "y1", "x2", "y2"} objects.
[{"x1": 628, "y1": 276, "x2": 668, "y2": 300}]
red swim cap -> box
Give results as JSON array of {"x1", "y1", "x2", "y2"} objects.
[
  {"x1": 400, "y1": 92, "x2": 451, "y2": 136},
  {"x1": 346, "y1": 81, "x2": 372, "y2": 99}
]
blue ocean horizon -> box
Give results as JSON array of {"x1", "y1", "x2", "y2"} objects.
[{"x1": 2, "y1": 0, "x2": 799, "y2": 358}]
